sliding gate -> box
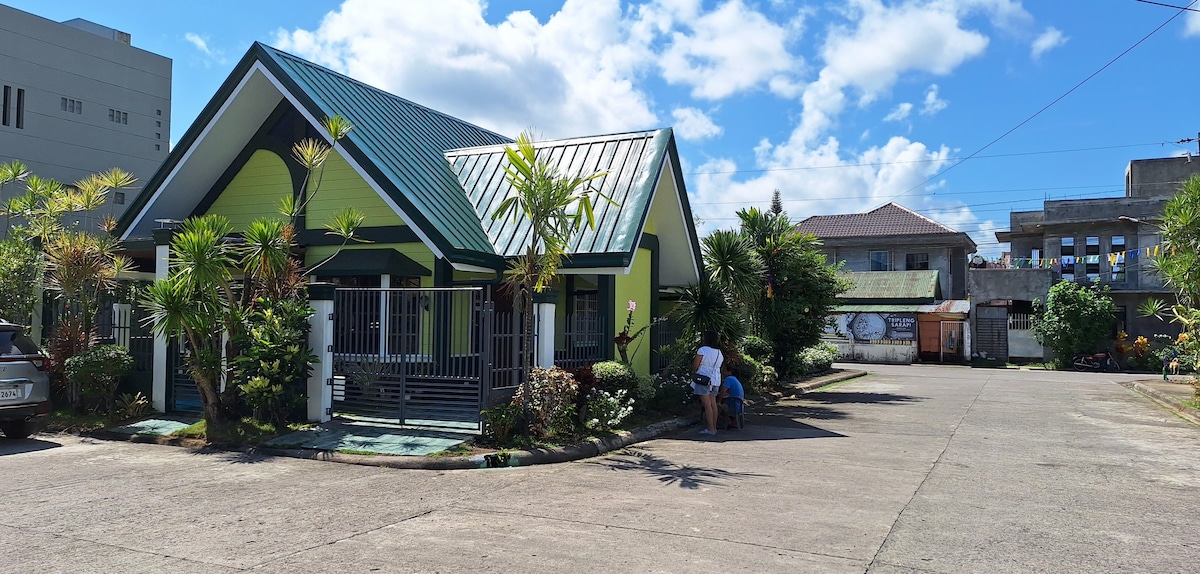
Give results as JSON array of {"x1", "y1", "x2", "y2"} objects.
[{"x1": 330, "y1": 287, "x2": 522, "y2": 432}]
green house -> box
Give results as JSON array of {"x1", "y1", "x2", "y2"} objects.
[{"x1": 117, "y1": 43, "x2": 702, "y2": 389}]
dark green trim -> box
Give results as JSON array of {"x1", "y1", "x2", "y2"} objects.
[
  {"x1": 318, "y1": 248, "x2": 431, "y2": 277},
  {"x1": 663, "y1": 132, "x2": 705, "y2": 281},
  {"x1": 190, "y1": 101, "x2": 311, "y2": 220},
  {"x1": 598, "y1": 275, "x2": 616, "y2": 361},
  {"x1": 433, "y1": 258, "x2": 454, "y2": 288},
  {"x1": 532, "y1": 288, "x2": 559, "y2": 304},
  {"x1": 639, "y1": 235, "x2": 661, "y2": 369},
  {"x1": 151, "y1": 229, "x2": 175, "y2": 246},
  {"x1": 120, "y1": 239, "x2": 155, "y2": 252},
  {"x1": 307, "y1": 283, "x2": 336, "y2": 301},
  {"x1": 297, "y1": 225, "x2": 419, "y2": 246}
]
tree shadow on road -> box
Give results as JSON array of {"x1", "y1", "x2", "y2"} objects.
[
  {"x1": 588, "y1": 447, "x2": 768, "y2": 489},
  {"x1": 188, "y1": 448, "x2": 274, "y2": 464},
  {"x1": 798, "y1": 391, "x2": 925, "y2": 405}
]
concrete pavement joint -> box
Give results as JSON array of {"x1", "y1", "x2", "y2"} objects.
[
  {"x1": 456, "y1": 504, "x2": 867, "y2": 565},
  {"x1": 0, "y1": 522, "x2": 243, "y2": 571},
  {"x1": 864, "y1": 373, "x2": 991, "y2": 572},
  {"x1": 241, "y1": 508, "x2": 441, "y2": 571}
]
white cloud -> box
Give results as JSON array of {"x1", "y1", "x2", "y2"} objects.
[
  {"x1": 792, "y1": 0, "x2": 1018, "y2": 143},
  {"x1": 275, "y1": 0, "x2": 659, "y2": 138},
  {"x1": 656, "y1": 0, "x2": 803, "y2": 99},
  {"x1": 883, "y1": 102, "x2": 913, "y2": 122},
  {"x1": 920, "y1": 84, "x2": 947, "y2": 116},
  {"x1": 671, "y1": 107, "x2": 723, "y2": 141},
  {"x1": 184, "y1": 33, "x2": 226, "y2": 66},
  {"x1": 1186, "y1": 11, "x2": 1200, "y2": 37},
  {"x1": 184, "y1": 33, "x2": 212, "y2": 55},
  {"x1": 1030, "y1": 26, "x2": 1068, "y2": 59}
]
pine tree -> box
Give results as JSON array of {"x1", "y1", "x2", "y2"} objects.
[{"x1": 770, "y1": 189, "x2": 784, "y2": 216}]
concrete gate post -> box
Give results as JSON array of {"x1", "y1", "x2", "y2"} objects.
[
  {"x1": 150, "y1": 229, "x2": 173, "y2": 413},
  {"x1": 533, "y1": 289, "x2": 558, "y2": 369},
  {"x1": 307, "y1": 283, "x2": 336, "y2": 423}
]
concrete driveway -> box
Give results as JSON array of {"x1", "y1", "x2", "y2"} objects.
[{"x1": 3, "y1": 364, "x2": 1198, "y2": 573}]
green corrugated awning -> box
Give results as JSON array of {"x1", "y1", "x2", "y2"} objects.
[
  {"x1": 833, "y1": 304, "x2": 923, "y2": 313},
  {"x1": 317, "y1": 248, "x2": 431, "y2": 277},
  {"x1": 839, "y1": 270, "x2": 941, "y2": 304}
]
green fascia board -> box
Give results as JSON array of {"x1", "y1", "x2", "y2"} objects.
[{"x1": 318, "y1": 248, "x2": 432, "y2": 277}]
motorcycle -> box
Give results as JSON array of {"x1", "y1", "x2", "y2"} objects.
[{"x1": 1072, "y1": 350, "x2": 1120, "y2": 372}]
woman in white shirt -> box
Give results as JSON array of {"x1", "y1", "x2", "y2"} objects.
[{"x1": 692, "y1": 330, "x2": 724, "y2": 436}]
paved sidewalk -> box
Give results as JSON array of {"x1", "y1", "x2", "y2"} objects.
[{"x1": 1123, "y1": 376, "x2": 1200, "y2": 425}]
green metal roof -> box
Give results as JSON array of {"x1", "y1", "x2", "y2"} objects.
[
  {"x1": 840, "y1": 271, "x2": 941, "y2": 304},
  {"x1": 258, "y1": 45, "x2": 512, "y2": 261},
  {"x1": 445, "y1": 129, "x2": 671, "y2": 260}
]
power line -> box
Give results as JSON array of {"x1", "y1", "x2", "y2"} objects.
[
  {"x1": 689, "y1": 184, "x2": 1121, "y2": 206},
  {"x1": 1135, "y1": 0, "x2": 1200, "y2": 13},
  {"x1": 684, "y1": 142, "x2": 1171, "y2": 176},
  {"x1": 874, "y1": 0, "x2": 1198, "y2": 206}
]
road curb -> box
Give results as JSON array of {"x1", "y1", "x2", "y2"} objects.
[
  {"x1": 787, "y1": 369, "x2": 868, "y2": 396},
  {"x1": 77, "y1": 370, "x2": 869, "y2": 469},
  {"x1": 1123, "y1": 380, "x2": 1200, "y2": 426},
  {"x1": 81, "y1": 416, "x2": 700, "y2": 470}
]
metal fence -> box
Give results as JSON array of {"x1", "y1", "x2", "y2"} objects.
[
  {"x1": 554, "y1": 327, "x2": 607, "y2": 369},
  {"x1": 329, "y1": 287, "x2": 526, "y2": 431}
]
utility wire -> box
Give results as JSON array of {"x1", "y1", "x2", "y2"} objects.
[
  {"x1": 685, "y1": 142, "x2": 1170, "y2": 176},
  {"x1": 873, "y1": 0, "x2": 1198, "y2": 206},
  {"x1": 1135, "y1": 0, "x2": 1200, "y2": 13}
]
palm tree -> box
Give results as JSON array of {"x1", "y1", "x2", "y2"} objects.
[{"x1": 489, "y1": 130, "x2": 611, "y2": 421}]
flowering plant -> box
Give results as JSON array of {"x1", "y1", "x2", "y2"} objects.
[{"x1": 613, "y1": 300, "x2": 664, "y2": 364}]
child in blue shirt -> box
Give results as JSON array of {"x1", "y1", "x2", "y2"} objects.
[{"x1": 717, "y1": 363, "x2": 745, "y2": 429}]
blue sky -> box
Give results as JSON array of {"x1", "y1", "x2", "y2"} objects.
[{"x1": 8, "y1": 0, "x2": 1200, "y2": 256}]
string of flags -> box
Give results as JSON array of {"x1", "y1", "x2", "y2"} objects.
[{"x1": 1008, "y1": 245, "x2": 1166, "y2": 269}]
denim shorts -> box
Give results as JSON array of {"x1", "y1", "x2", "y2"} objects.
[{"x1": 693, "y1": 382, "x2": 720, "y2": 396}]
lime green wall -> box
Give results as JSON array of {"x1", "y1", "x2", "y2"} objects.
[
  {"x1": 614, "y1": 248, "x2": 653, "y2": 375},
  {"x1": 204, "y1": 150, "x2": 292, "y2": 230},
  {"x1": 642, "y1": 208, "x2": 657, "y2": 235},
  {"x1": 306, "y1": 150, "x2": 406, "y2": 229}
]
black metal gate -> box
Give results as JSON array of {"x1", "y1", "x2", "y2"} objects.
[{"x1": 330, "y1": 287, "x2": 522, "y2": 432}]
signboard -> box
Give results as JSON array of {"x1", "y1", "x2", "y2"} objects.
[{"x1": 833, "y1": 312, "x2": 917, "y2": 342}]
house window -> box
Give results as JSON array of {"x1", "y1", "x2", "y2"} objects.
[
  {"x1": 109, "y1": 109, "x2": 128, "y2": 124},
  {"x1": 156, "y1": 120, "x2": 161, "y2": 127},
  {"x1": 1085, "y1": 236, "x2": 1100, "y2": 281},
  {"x1": 571, "y1": 293, "x2": 599, "y2": 335},
  {"x1": 113, "y1": 192, "x2": 125, "y2": 205},
  {"x1": 15, "y1": 88, "x2": 24, "y2": 129},
  {"x1": 1111, "y1": 235, "x2": 1126, "y2": 282},
  {"x1": 155, "y1": 133, "x2": 160, "y2": 139},
  {"x1": 870, "y1": 251, "x2": 890, "y2": 271},
  {"x1": 1, "y1": 85, "x2": 9, "y2": 126},
  {"x1": 155, "y1": 144, "x2": 161, "y2": 151},
  {"x1": 905, "y1": 253, "x2": 930, "y2": 270},
  {"x1": 156, "y1": 109, "x2": 162, "y2": 116},
  {"x1": 1060, "y1": 237, "x2": 1075, "y2": 281}
]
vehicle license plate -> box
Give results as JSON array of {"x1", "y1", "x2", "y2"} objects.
[{"x1": 0, "y1": 386, "x2": 21, "y2": 400}]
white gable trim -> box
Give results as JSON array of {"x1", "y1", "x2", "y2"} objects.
[
  {"x1": 123, "y1": 61, "x2": 449, "y2": 263},
  {"x1": 661, "y1": 155, "x2": 701, "y2": 282},
  {"x1": 121, "y1": 62, "x2": 267, "y2": 239}
]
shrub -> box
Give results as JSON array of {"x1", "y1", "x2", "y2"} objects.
[
  {"x1": 796, "y1": 342, "x2": 838, "y2": 376},
  {"x1": 64, "y1": 344, "x2": 133, "y2": 418},
  {"x1": 114, "y1": 392, "x2": 151, "y2": 421},
  {"x1": 482, "y1": 402, "x2": 524, "y2": 444},
  {"x1": 513, "y1": 367, "x2": 578, "y2": 439},
  {"x1": 647, "y1": 371, "x2": 694, "y2": 413},
  {"x1": 585, "y1": 388, "x2": 635, "y2": 432},
  {"x1": 739, "y1": 336, "x2": 773, "y2": 364},
  {"x1": 591, "y1": 360, "x2": 639, "y2": 394},
  {"x1": 231, "y1": 297, "x2": 315, "y2": 427}
]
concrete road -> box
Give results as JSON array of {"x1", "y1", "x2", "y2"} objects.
[{"x1": 3, "y1": 365, "x2": 1199, "y2": 573}]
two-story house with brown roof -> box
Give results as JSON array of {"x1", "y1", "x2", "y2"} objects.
[{"x1": 797, "y1": 202, "x2": 978, "y2": 300}]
